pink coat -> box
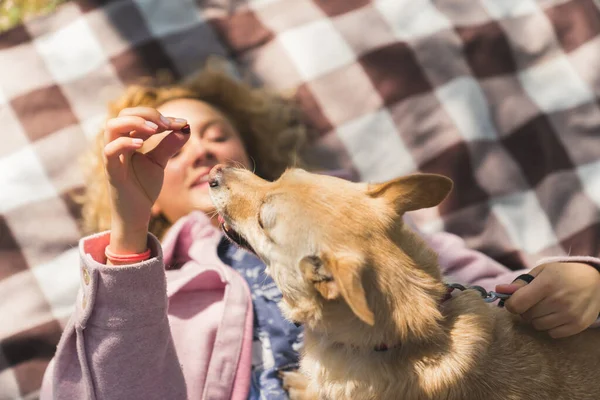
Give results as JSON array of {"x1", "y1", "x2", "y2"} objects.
[
  {"x1": 41, "y1": 212, "x2": 253, "y2": 400},
  {"x1": 40, "y1": 211, "x2": 600, "y2": 399}
]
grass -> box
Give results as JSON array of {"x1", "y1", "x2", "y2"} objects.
[{"x1": 0, "y1": 0, "x2": 70, "y2": 32}]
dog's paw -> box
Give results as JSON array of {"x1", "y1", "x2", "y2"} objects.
[{"x1": 280, "y1": 370, "x2": 312, "y2": 400}]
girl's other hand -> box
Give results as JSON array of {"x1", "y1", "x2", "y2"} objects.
[
  {"x1": 103, "y1": 107, "x2": 189, "y2": 253},
  {"x1": 496, "y1": 262, "x2": 600, "y2": 338}
]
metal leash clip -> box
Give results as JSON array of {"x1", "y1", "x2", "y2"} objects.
[{"x1": 446, "y1": 284, "x2": 511, "y2": 304}]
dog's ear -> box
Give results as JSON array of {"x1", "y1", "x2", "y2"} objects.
[
  {"x1": 367, "y1": 173, "x2": 453, "y2": 214},
  {"x1": 299, "y1": 253, "x2": 374, "y2": 326}
]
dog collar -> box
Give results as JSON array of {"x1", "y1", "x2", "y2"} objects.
[{"x1": 331, "y1": 341, "x2": 399, "y2": 353}]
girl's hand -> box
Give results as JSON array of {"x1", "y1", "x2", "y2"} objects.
[
  {"x1": 496, "y1": 262, "x2": 600, "y2": 338},
  {"x1": 103, "y1": 107, "x2": 189, "y2": 253}
]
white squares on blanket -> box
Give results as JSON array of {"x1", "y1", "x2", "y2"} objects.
[
  {"x1": 278, "y1": 19, "x2": 355, "y2": 81},
  {"x1": 491, "y1": 191, "x2": 558, "y2": 254},
  {"x1": 34, "y1": 19, "x2": 107, "y2": 84},
  {"x1": 0, "y1": 147, "x2": 57, "y2": 214},
  {"x1": 337, "y1": 109, "x2": 416, "y2": 182},
  {"x1": 0, "y1": 369, "x2": 20, "y2": 400},
  {"x1": 81, "y1": 113, "x2": 107, "y2": 141},
  {"x1": 375, "y1": 0, "x2": 453, "y2": 40},
  {"x1": 480, "y1": 0, "x2": 540, "y2": 19},
  {"x1": 133, "y1": 0, "x2": 203, "y2": 38},
  {"x1": 435, "y1": 76, "x2": 499, "y2": 141},
  {"x1": 31, "y1": 248, "x2": 79, "y2": 323},
  {"x1": 519, "y1": 55, "x2": 595, "y2": 113},
  {"x1": 0, "y1": 104, "x2": 31, "y2": 158},
  {"x1": 577, "y1": 160, "x2": 600, "y2": 209}
]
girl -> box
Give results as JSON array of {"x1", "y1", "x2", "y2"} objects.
[{"x1": 41, "y1": 61, "x2": 600, "y2": 399}]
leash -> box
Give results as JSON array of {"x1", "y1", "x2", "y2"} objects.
[
  {"x1": 444, "y1": 273, "x2": 535, "y2": 306},
  {"x1": 444, "y1": 283, "x2": 511, "y2": 304}
]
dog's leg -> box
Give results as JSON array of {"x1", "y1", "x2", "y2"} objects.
[{"x1": 280, "y1": 370, "x2": 318, "y2": 400}]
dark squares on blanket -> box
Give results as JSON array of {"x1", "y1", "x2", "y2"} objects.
[
  {"x1": 547, "y1": 103, "x2": 600, "y2": 166},
  {"x1": 294, "y1": 83, "x2": 334, "y2": 135},
  {"x1": 409, "y1": 29, "x2": 471, "y2": 87},
  {"x1": 211, "y1": 10, "x2": 275, "y2": 55},
  {"x1": 501, "y1": 115, "x2": 575, "y2": 188},
  {"x1": 96, "y1": 0, "x2": 154, "y2": 50},
  {"x1": 360, "y1": 42, "x2": 432, "y2": 106},
  {"x1": 477, "y1": 75, "x2": 541, "y2": 137},
  {"x1": 545, "y1": 0, "x2": 600, "y2": 53},
  {"x1": 495, "y1": 249, "x2": 529, "y2": 272},
  {"x1": 61, "y1": 188, "x2": 85, "y2": 231},
  {"x1": 444, "y1": 202, "x2": 517, "y2": 262},
  {"x1": 110, "y1": 40, "x2": 179, "y2": 84},
  {"x1": 0, "y1": 217, "x2": 30, "y2": 280},
  {"x1": 497, "y1": 13, "x2": 563, "y2": 71},
  {"x1": 0, "y1": 25, "x2": 31, "y2": 50},
  {"x1": 534, "y1": 171, "x2": 598, "y2": 242},
  {"x1": 77, "y1": 0, "x2": 118, "y2": 13},
  {"x1": 455, "y1": 21, "x2": 518, "y2": 79},
  {"x1": 389, "y1": 92, "x2": 462, "y2": 166},
  {"x1": 419, "y1": 141, "x2": 489, "y2": 215},
  {"x1": 11, "y1": 85, "x2": 78, "y2": 142},
  {"x1": 313, "y1": 0, "x2": 370, "y2": 17},
  {"x1": 560, "y1": 221, "x2": 600, "y2": 259},
  {"x1": 2, "y1": 320, "x2": 63, "y2": 396},
  {"x1": 466, "y1": 140, "x2": 530, "y2": 196}
]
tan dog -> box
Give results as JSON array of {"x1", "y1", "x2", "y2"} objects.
[{"x1": 208, "y1": 165, "x2": 600, "y2": 400}]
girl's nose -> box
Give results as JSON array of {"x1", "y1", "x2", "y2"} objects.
[{"x1": 188, "y1": 137, "x2": 214, "y2": 167}]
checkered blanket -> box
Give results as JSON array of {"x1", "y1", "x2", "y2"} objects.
[{"x1": 1, "y1": 0, "x2": 599, "y2": 398}]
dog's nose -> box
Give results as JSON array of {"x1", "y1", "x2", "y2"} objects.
[{"x1": 208, "y1": 164, "x2": 225, "y2": 188}]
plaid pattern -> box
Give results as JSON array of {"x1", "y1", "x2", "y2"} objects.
[{"x1": 1, "y1": 0, "x2": 599, "y2": 398}]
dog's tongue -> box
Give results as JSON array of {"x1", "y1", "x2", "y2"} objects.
[{"x1": 218, "y1": 214, "x2": 225, "y2": 225}]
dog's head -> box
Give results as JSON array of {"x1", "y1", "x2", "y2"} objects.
[{"x1": 209, "y1": 166, "x2": 452, "y2": 342}]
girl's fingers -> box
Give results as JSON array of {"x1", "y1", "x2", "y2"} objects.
[
  {"x1": 145, "y1": 129, "x2": 190, "y2": 168},
  {"x1": 118, "y1": 107, "x2": 188, "y2": 132},
  {"x1": 531, "y1": 312, "x2": 564, "y2": 331},
  {"x1": 495, "y1": 284, "x2": 521, "y2": 295},
  {"x1": 118, "y1": 107, "x2": 172, "y2": 130},
  {"x1": 548, "y1": 323, "x2": 581, "y2": 339},
  {"x1": 104, "y1": 116, "x2": 160, "y2": 144},
  {"x1": 165, "y1": 116, "x2": 189, "y2": 131},
  {"x1": 520, "y1": 297, "x2": 559, "y2": 321},
  {"x1": 103, "y1": 136, "x2": 143, "y2": 173}
]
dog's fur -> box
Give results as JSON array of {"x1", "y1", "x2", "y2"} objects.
[{"x1": 209, "y1": 166, "x2": 600, "y2": 400}]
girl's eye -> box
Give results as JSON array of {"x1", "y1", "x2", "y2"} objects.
[{"x1": 204, "y1": 126, "x2": 229, "y2": 142}]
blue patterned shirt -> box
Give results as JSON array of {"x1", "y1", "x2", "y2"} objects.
[{"x1": 217, "y1": 239, "x2": 303, "y2": 400}]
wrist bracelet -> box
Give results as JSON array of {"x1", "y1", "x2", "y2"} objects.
[{"x1": 105, "y1": 247, "x2": 152, "y2": 263}]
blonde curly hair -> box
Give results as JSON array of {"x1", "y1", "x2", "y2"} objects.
[{"x1": 80, "y1": 60, "x2": 307, "y2": 239}]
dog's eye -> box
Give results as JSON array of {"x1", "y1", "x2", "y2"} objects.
[{"x1": 258, "y1": 203, "x2": 276, "y2": 230}]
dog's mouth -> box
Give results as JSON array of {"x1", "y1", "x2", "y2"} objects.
[{"x1": 218, "y1": 215, "x2": 256, "y2": 255}]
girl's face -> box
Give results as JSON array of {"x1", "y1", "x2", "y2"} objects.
[{"x1": 153, "y1": 98, "x2": 251, "y2": 223}]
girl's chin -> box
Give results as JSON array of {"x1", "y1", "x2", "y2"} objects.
[{"x1": 190, "y1": 196, "x2": 217, "y2": 215}]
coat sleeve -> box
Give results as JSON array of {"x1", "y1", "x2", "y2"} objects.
[
  {"x1": 408, "y1": 216, "x2": 600, "y2": 291},
  {"x1": 40, "y1": 232, "x2": 187, "y2": 400}
]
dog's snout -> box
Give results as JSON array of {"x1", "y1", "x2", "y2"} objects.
[{"x1": 208, "y1": 164, "x2": 226, "y2": 188}]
